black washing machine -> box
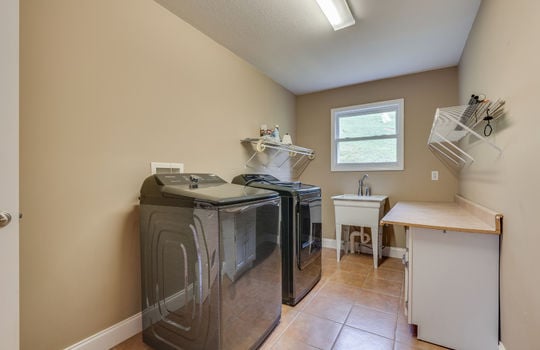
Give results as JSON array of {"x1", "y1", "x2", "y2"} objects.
[
  {"x1": 232, "y1": 174, "x2": 322, "y2": 306},
  {"x1": 139, "y1": 173, "x2": 281, "y2": 350}
]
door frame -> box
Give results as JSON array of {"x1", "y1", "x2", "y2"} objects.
[{"x1": 0, "y1": 0, "x2": 20, "y2": 348}]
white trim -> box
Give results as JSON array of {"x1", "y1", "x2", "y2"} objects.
[
  {"x1": 383, "y1": 246, "x2": 406, "y2": 259},
  {"x1": 64, "y1": 313, "x2": 142, "y2": 350},
  {"x1": 322, "y1": 238, "x2": 338, "y2": 249},
  {"x1": 499, "y1": 342, "x2": 506, "y2": 350},
  {"x1": 322, "y1": 238, "x2": 405, "y2": 259},
  {"x1": 330, "y1": 98, "x2": 404, "y2": 172},
  {"x1": 64, "y1": 238, "x2": 406, "y2": 350},
  {"x1": 63, "y1": 286, "x2": 201, "y2": 350}
]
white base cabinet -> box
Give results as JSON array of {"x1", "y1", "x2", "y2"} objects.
[{"x1": 404, "y1": 227, "x2": 499, "y2": 350}]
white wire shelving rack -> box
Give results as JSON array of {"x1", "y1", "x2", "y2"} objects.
[
  {"x1": 427, "y1": 100, "x2": 504, "y2": 171},
  {"x1": 241, "y1": 138, "x2": 315, "y2": 178}
]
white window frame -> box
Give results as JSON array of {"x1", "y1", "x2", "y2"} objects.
[{"x1": 331, "y1": 98, "x2": 404, "y2": 172}]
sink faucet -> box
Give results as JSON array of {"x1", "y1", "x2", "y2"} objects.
[{"x1": 358, "y1": 174, "x2": 369, "y2": 196}]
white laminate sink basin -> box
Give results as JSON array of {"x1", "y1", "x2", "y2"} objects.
[
  {"x1": 331, "y1": 194, "x2": 387, "y2": 202},
  {"x1": 332, "y1": 193, "x2": 388, "y2": 266}
]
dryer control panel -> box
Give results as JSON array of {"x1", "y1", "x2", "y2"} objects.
[{"x1": 155, "y1": 173, "x2": 226, "y2": 186}]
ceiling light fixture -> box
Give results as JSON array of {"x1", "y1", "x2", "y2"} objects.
[{"x1": 315, "y1": 0, "x2": 355, "y2": 31}]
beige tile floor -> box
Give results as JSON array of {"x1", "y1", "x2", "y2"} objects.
[{"x1": 112, "y1": 248, "x2": 447, "y2": 350}]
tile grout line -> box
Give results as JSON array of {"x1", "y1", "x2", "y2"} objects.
[
  {"x1": 360, "y1": 289, "x2": 402, "y2": 298},
  {"x1": 392, "y1": 294, "x2": 399, "y2": 350},
  {"x1": 263, "y1": 308, "x2": 302, "y2": 349},
  {"x1": 344, "y1": 302, "x2": 399, "y2": 342},
  {"x1": 332, "y1": 259, "x2": 403, "y2": 347},
  {"x1": 284, "y1": 252, "x2": 403, "y2": 349},
  {"x1": 116, "y1": 251, "x2": 432, "y2": 350},
  {"x1": 328, "y1": 303, "x2": 354, "y2": 350},
  {"x1": 266, "y1": 277, "x2": 330, "y2": 348},
  {"x1": 319, "y1": 258, "x2": 353, "y2": 349},
  {"x1": 351, "y1": 300, "x2": 399, "y2": 316},
  {"x1": 337, "y1": 305, "x2": 399, "y2": 345}
]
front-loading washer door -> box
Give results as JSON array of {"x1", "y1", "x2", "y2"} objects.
[{"x1": 140, "y1": 205, "x2": 219, "y2": 350}]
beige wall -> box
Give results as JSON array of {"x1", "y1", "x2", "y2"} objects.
[
  {"x1": 459, "y1": 0, "x2": 540, "y2": 348},
  {"x1": 19, "y1": 1, "x2": 294, "y2": 349},
  {"x1": 296, "y1": 68, "x2": 459, "y2": 247}
]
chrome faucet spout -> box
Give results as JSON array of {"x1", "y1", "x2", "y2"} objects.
[{"x1": 358, "y1": 174, "x2": 369, "y2": 196}]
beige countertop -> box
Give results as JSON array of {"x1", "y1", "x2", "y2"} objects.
[{"x1": 380, "y1": 195, "x2": 502, "y2": 235}]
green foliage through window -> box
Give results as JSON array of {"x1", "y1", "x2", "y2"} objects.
[{"x1": 331, "y1": 99, "x2": 404, "y2": 171}]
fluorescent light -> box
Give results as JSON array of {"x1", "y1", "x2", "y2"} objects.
[{"x1": 315, "y1": 0, "x2": 355, "y2": 31}]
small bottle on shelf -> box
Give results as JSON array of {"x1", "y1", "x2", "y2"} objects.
[{"x1": 272, "y1": 125, "x2": 280, "y2": 142}]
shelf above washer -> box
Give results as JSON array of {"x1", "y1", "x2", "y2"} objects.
[{"x1": 240, "y1": 138, "x2": 315, "y2": 178}]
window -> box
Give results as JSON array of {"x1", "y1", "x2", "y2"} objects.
[{"x1": 331, "y1": 98, "x2": 404, "y2": 171}]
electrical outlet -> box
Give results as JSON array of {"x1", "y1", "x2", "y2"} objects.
[{"x1": 431, "y1": 170, "x2": 439, "y2": 181}]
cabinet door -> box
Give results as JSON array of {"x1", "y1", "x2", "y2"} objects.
[{"x1": 410, "y1": 228, "x2": 499, "y2": 350}]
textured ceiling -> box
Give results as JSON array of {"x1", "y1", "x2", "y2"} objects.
[{"x1": 155, "y1": 0, "x2": 481, "y2": 95}]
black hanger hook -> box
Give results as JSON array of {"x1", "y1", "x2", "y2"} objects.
[{"x1": 483, "y1": 108, "x2": 494, "y2": 136}]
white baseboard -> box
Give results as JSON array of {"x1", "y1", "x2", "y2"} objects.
[
  {"x1": 64, "y1": 312, "x2": 141, "y2": 350},
  {"x1": 64, "y1": 286, "x2": 201, "y2": 350},
  {"x1": 499, "y1": 341, "x2": 506, "y2": 350},
  {"x1": 322, "y1": 238, "x2": 339, "y2": 249},
  {"x1": 384, "y1": 246, "x2": 406, "y2": 259},
  {"x1": 322, "y1": 238, "x2": 405, "y2": 259},
  {"x1": 64, "y1": 239, "x2": 405, "y2": 350}
]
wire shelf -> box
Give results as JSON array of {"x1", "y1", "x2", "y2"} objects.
[
  {"x1": 427, "y1": 100, "x2": 504, "y2": 171},
  {"x1": 240, "y1": 138, "x2": 315, "y2": 178}
]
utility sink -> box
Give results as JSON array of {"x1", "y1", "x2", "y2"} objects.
[
  {"x1": 332, "y1": 194, "x2": 388, "y2": 202},
  {"x1": 332, "y1": 194, "x2": 388, "y2": 268}
]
